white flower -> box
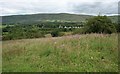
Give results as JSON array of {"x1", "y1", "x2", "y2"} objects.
[
  {"x1": 54, "y1": 41, "x2": 57, "y2": 44},
  {"x1": 90, "y1": 57, "x2": 93, "y2": 59}
]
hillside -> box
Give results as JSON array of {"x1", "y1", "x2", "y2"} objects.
[
  {"x1": 2, "y1": 13, "x2": 118, "y2": 25},
  {"x1": 2, "y1": 13, "x2": 92, "y2": 24}
]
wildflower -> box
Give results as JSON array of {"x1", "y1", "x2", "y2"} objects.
[
  {"x1": 62, "y1": 44, "x2": 65, "y2": 47},
  {"x1": 54, "y1": 41, "x2": 57, "y2": 44},
  {"x1": 90, "y1": 57, "x2": 93, "y2": 59}
]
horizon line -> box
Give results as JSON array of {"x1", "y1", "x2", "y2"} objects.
[{"x1": 1, "y1": 12, "x2": 119, "y2": 16}]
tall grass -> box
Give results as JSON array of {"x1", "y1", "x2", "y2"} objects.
[{"x1": 2, "y1": 34, "x2": 118, "y2": 72}]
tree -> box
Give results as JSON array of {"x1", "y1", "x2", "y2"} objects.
[
  {"x1": 51, "y1": 30, "x2": 59, "y2": 37},
  {"x1": 85, "y1": 15, "x2": 116, "y2": 34}
]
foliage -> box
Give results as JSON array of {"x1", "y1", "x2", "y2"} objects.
[
  {"x1": 2, "y1": 14, "x2": 118, "y2": 40},
  {"x1": 113, "y1": 23, "x2": 120, "y2": 32},
  {"x1": 51, "y1": 29, "x2": 60, "y2": 37},
  {"x1": 2, "y1": 25, "x2": 45, "y2": 40},
  {"x1": 2, "y1": 21, "x2": 84, "y2": 40},
  {"x1": 85, "y1": 15, "x2": 117, "y2": 34}
]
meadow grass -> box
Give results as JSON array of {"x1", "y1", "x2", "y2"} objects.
[{"x1": 2, "y1": 34, "x2": 118, "y2": 72}]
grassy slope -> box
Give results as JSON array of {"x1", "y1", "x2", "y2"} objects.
[
  {"x1": 2, "y1": 13, "x2": 92, "y2": 24},
  {"x1": 2, "y1": 13, "x2": 118, "y2": 25},
  {"x1": 2, "y1": 34, "x2": 118, "y2": 72}
]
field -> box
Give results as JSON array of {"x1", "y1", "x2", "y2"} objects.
[{"x1": 2, "y1": 34, "x2": 118, "y2": 72}]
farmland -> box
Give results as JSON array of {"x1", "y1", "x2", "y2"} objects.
[{"x1": 2, "y1": 34, "x2": 118, "y2": 72}]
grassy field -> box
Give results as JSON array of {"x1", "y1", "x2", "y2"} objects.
[{"x1": 2, "y1": 34, "x2": 118, "y2": 72}]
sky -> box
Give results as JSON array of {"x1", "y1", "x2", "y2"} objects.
[{"x1": 0, "y1": 0, "x2": 119, "y2": 16}]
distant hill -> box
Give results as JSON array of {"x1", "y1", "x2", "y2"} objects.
[
  {"x1": 2, "y1": 13, "x2": 92, "y2": 24},
  {"x1": 2, "y1": 13, "x2": 118, "y2": 24}
]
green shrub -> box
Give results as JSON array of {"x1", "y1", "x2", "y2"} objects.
[
  {"x1": 85, "y1": 15, "x2": 117, "y2": 34},
  {"x1": 51, "y1": 30, "x2": 60, "y2": 37},
  {"x1": 51, "y1": 29, "x2": 64, "y2": 37}
]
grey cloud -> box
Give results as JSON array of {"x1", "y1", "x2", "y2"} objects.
[
  {"x1": 0, "y1": 1, "x2": 119, "y2": 16},
  {"x1": 70, "y1": 2, "x2": 118, "y2": 15}
]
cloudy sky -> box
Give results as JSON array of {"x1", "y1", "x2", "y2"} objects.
[{"x1": 0, "y1": 0, "x2": 119, "y2": 16}]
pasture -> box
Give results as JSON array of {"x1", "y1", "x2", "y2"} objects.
[{"x1": 2, "y1": 34, "x2": 118, "y2": 72}]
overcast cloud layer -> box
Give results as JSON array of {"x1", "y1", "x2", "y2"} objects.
[{"x1": 0, "y1": 0, "x2": 119, "y2": 16}]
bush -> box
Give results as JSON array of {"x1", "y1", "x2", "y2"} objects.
[
  {"x1": 51, "y1": 30, "x2": 59, "y2": 37},
  {"x1": 114, "y1": 23, "x2": 120, "y2": 32},
  {"x1": 85, "y1": 15, "x2": 117, "y2": 34}
]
